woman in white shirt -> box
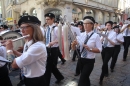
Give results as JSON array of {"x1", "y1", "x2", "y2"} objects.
[
  {"x1": 72, "y1": 16, "x2": 102, "y2": 86},
  {"x1": 110, "y1": 26, "x2": 124, "y2": 72},
  {"x1": 100, "y1": 21, "x2": 117, "y2": 85},
  {"x1": 5, "y1": 16, "x2": 47, "y2": 86}
]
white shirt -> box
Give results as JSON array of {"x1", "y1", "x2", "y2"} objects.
[
  {"x1": 115, "y1": 33, "x2": 124, "y2": 45},
  {"x1": 101, "y1": 30, "x2": 117, "y2": 47},
  {"x1": 46, "y1": 23, "x2": 58, "y2": 47},
  {"x1": 122, "y1": 28, "x2": 130, "y2": 36},
  {"x1": 77, "y1": 31, "x2": 102, "y2": 59},
  {"x1": 0, "y1": 46, "x2": 6, "y2": 67},
  {"x1": 15, "y1": 40, "x2": 47, "y2": 78}
]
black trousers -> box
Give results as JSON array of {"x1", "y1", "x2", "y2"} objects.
[
  {"x1": 0, "y1": 64, "x2": 12, "y2": 86},
  {"x1": 78, "y1": 58, "x2": 95, "y2": 86},
  {"x1": 45, "y1": 47, "x2": 64, "y2": 86},
  {"x1": 58, "y1": 48, "x2": 65, "y2": 62},
  {"x1": 72, "y1": 49, "x2": 80, "y2": 60},
  {"x1": 100, "y1": 47, "x2": 115, "y2": 81},
  {"x1": 123, "y1": 36, "x2": 130, "y2": 59},
  {"x1": 110, "y1": 45, "x2": 121, "y2": 70},
  {"x1": 24, "y1": 74, "x2": 46, "y2": 86},
  {"x1": 75, "y1": 59, "x2": 81, "y2": 74}
]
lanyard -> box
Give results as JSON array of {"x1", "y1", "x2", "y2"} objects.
[{"x1": 81, "y1": 32, "x2": 94, "y2": 54}]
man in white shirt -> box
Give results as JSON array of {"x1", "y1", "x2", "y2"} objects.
[
  {"x1": 120, "y1": 19, "x2": 130, "y2": 61},
  {"x1": 44, "y1": 13, "x2": 64, "y2": 86},
  {"x1": 100, "y1": 21, "x2": 117, "y2": 85},
  {"x1": 110, "y1": 26, "x2": 124, "y2": 72}
]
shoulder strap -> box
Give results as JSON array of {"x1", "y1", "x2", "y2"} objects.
[
  {"x1": 50, "y1": 26, "x2": 56, "y2": 42},
  {"x1": 81, "y1": 32, "x2": 94, "y2": 54}
]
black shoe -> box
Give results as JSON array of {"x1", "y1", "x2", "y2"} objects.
[
  {"x1": 104, "y1": 74, "x2": 109, "y2": 77},
  {"x1": 99, "y1": 80, "x2": 103, "y2": 85},
  {"x1": 123, "y1": 59, "x2": 126, "y2": 61},
  {"x1": 111, "y1": 69, "x2": 114, "y2": 72},
  {"x1": 17, "y1": 80, "x2": 24, "y2": 86},
  {"x1": 74, "y1": 73, "x2": 80, "y2": 76},
  {"x1": 55, "y1": 78, "x2": 64, "y2": 84},
  {"x1": 61, "y1": 60, "x2": 66, "y2": 65}
]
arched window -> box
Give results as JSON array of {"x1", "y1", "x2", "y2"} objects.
[
  {"x1": 72, "y1": 8, "x2": 82, "y2": 22},
  {"x1": 23, "y1": 11, "x2": 28, "y2": 16},
  {"x1": 31, "y1": 9, "x2": 37, "y2": 16},
  {"x1": 48, "y1": 9, "x2": 62, "y2": 21}
]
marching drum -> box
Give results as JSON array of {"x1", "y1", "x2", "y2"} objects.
[{"x1": 1, "y1": 31, "x2": 24, "y2": 50}]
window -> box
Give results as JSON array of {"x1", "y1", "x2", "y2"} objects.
[{"x1": 32, "y1": 9, "x2": 37, "y2": 16}]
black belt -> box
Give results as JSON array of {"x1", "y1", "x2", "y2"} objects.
[
  {"x1": 80, "y1": 58, "x2": 95, "y2": 63},
  {"x1": 115, "y1": 45, "x2": 120, "y2": 47},
  {"x1": 124, "y1": 36, "x2": 130, "y2": 37}
]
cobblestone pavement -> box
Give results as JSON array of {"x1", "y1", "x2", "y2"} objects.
[{"x1": 10, "y1": 47, "x2": 130, "y2": 86}]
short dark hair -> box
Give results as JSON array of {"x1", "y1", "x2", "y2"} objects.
[
  {"x1": 105, "y1": 21, "x2": 113, "y2": 26},
  {"x1": 113, "y1": 22, "x2": 117, "y2": 24}
]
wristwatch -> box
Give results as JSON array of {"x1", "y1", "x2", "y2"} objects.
[
  {"x1": 7, "y1": 50, "x2": 13, "y2": 53},
  {"x1": 90, "y1": 48, "x2": 93, "y2": 51}
]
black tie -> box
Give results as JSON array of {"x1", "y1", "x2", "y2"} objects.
[{"x1": 25, "y1": 45, "x2": 28, "y2": 52}]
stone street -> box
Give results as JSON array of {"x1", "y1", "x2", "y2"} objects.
[{"x1": 9, "y1": 47, "x2": 130, "y2": 86}]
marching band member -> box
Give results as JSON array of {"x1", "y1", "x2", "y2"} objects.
[
  {"x1": 44, "y1": 13, "x2": 64, "y2": 86},
  {"x1": 120, "y1": 19, "x2": 130, "y2": 61},
  {"x1": 93, "y1": 22, "x2": 100, "y2": 33},
  {"x1": 99, "y1": 21, "x2": 116, "y2": 85},
  {"x1": 113, "y1": 22, "x2": 117, "y2": 28},
  {"x1": 0, "y1": 36, "x2": 12, "y2": 86},
  {"x1": 72, "y1": 16, "x2": 102, "y2": 86},
  {"x1": 6, "y1": 16, "x2": 47, "y2": 86},
  {"x1": 0, "y1": 25, "x2": 9, "y2": 35},
  {"x1": 110, "y1": 26, "x2": 124, "y2": 72}
]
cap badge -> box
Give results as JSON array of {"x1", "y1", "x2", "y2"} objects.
[{"x1": 28, "y1": 17, "x2": 30, "y2": 20}]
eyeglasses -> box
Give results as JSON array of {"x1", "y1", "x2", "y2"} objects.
[
  {"x1": 83, "y1": 23, "x2": 93, "y2": 25},
  {"x1": 20, "y1": 25, "x2": 31, "y2": 30}
]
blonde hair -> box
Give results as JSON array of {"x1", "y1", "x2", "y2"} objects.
[{"x1": 27, "y1": 23, "x2": 45, "y2": 43}]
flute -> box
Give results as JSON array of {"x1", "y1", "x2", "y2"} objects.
[
  {"x1": 0, "y1": 35, "x2": 30, "y2": 46},
  {"x1": 12, "y1": 34, "x2": 30, "y2": 42}
]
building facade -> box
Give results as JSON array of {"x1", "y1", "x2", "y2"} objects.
[
  {"x1": 3, "y1": 0, "x2": 127, "y2": 25},
  {"x1": 117, "y1": 0, "x2": 130, "y2": 22}
]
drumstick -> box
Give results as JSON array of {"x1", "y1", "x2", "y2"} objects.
[{"x1": 12, "y1": 34, "x2": 30, "y2": 42}]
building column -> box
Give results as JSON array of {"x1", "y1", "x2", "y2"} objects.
[
  {"x1": 36, "y1": 5, "x2": 45, "y2": 25},
  {"x1": 94, "y1": 10, "x2": 99, "y2": 23},
  {"x1": 94, "y1": 10, "x2": 103, "y2": 24},
  {"x1": 103, "y1": 12, "x2": 110, "y2": 23},
  {"x1": 63, "y1": 4, "x2": 73, "y2": 23},
  {"x1": 110, "y1": 13, "x2": 115, "y2": 22}
]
